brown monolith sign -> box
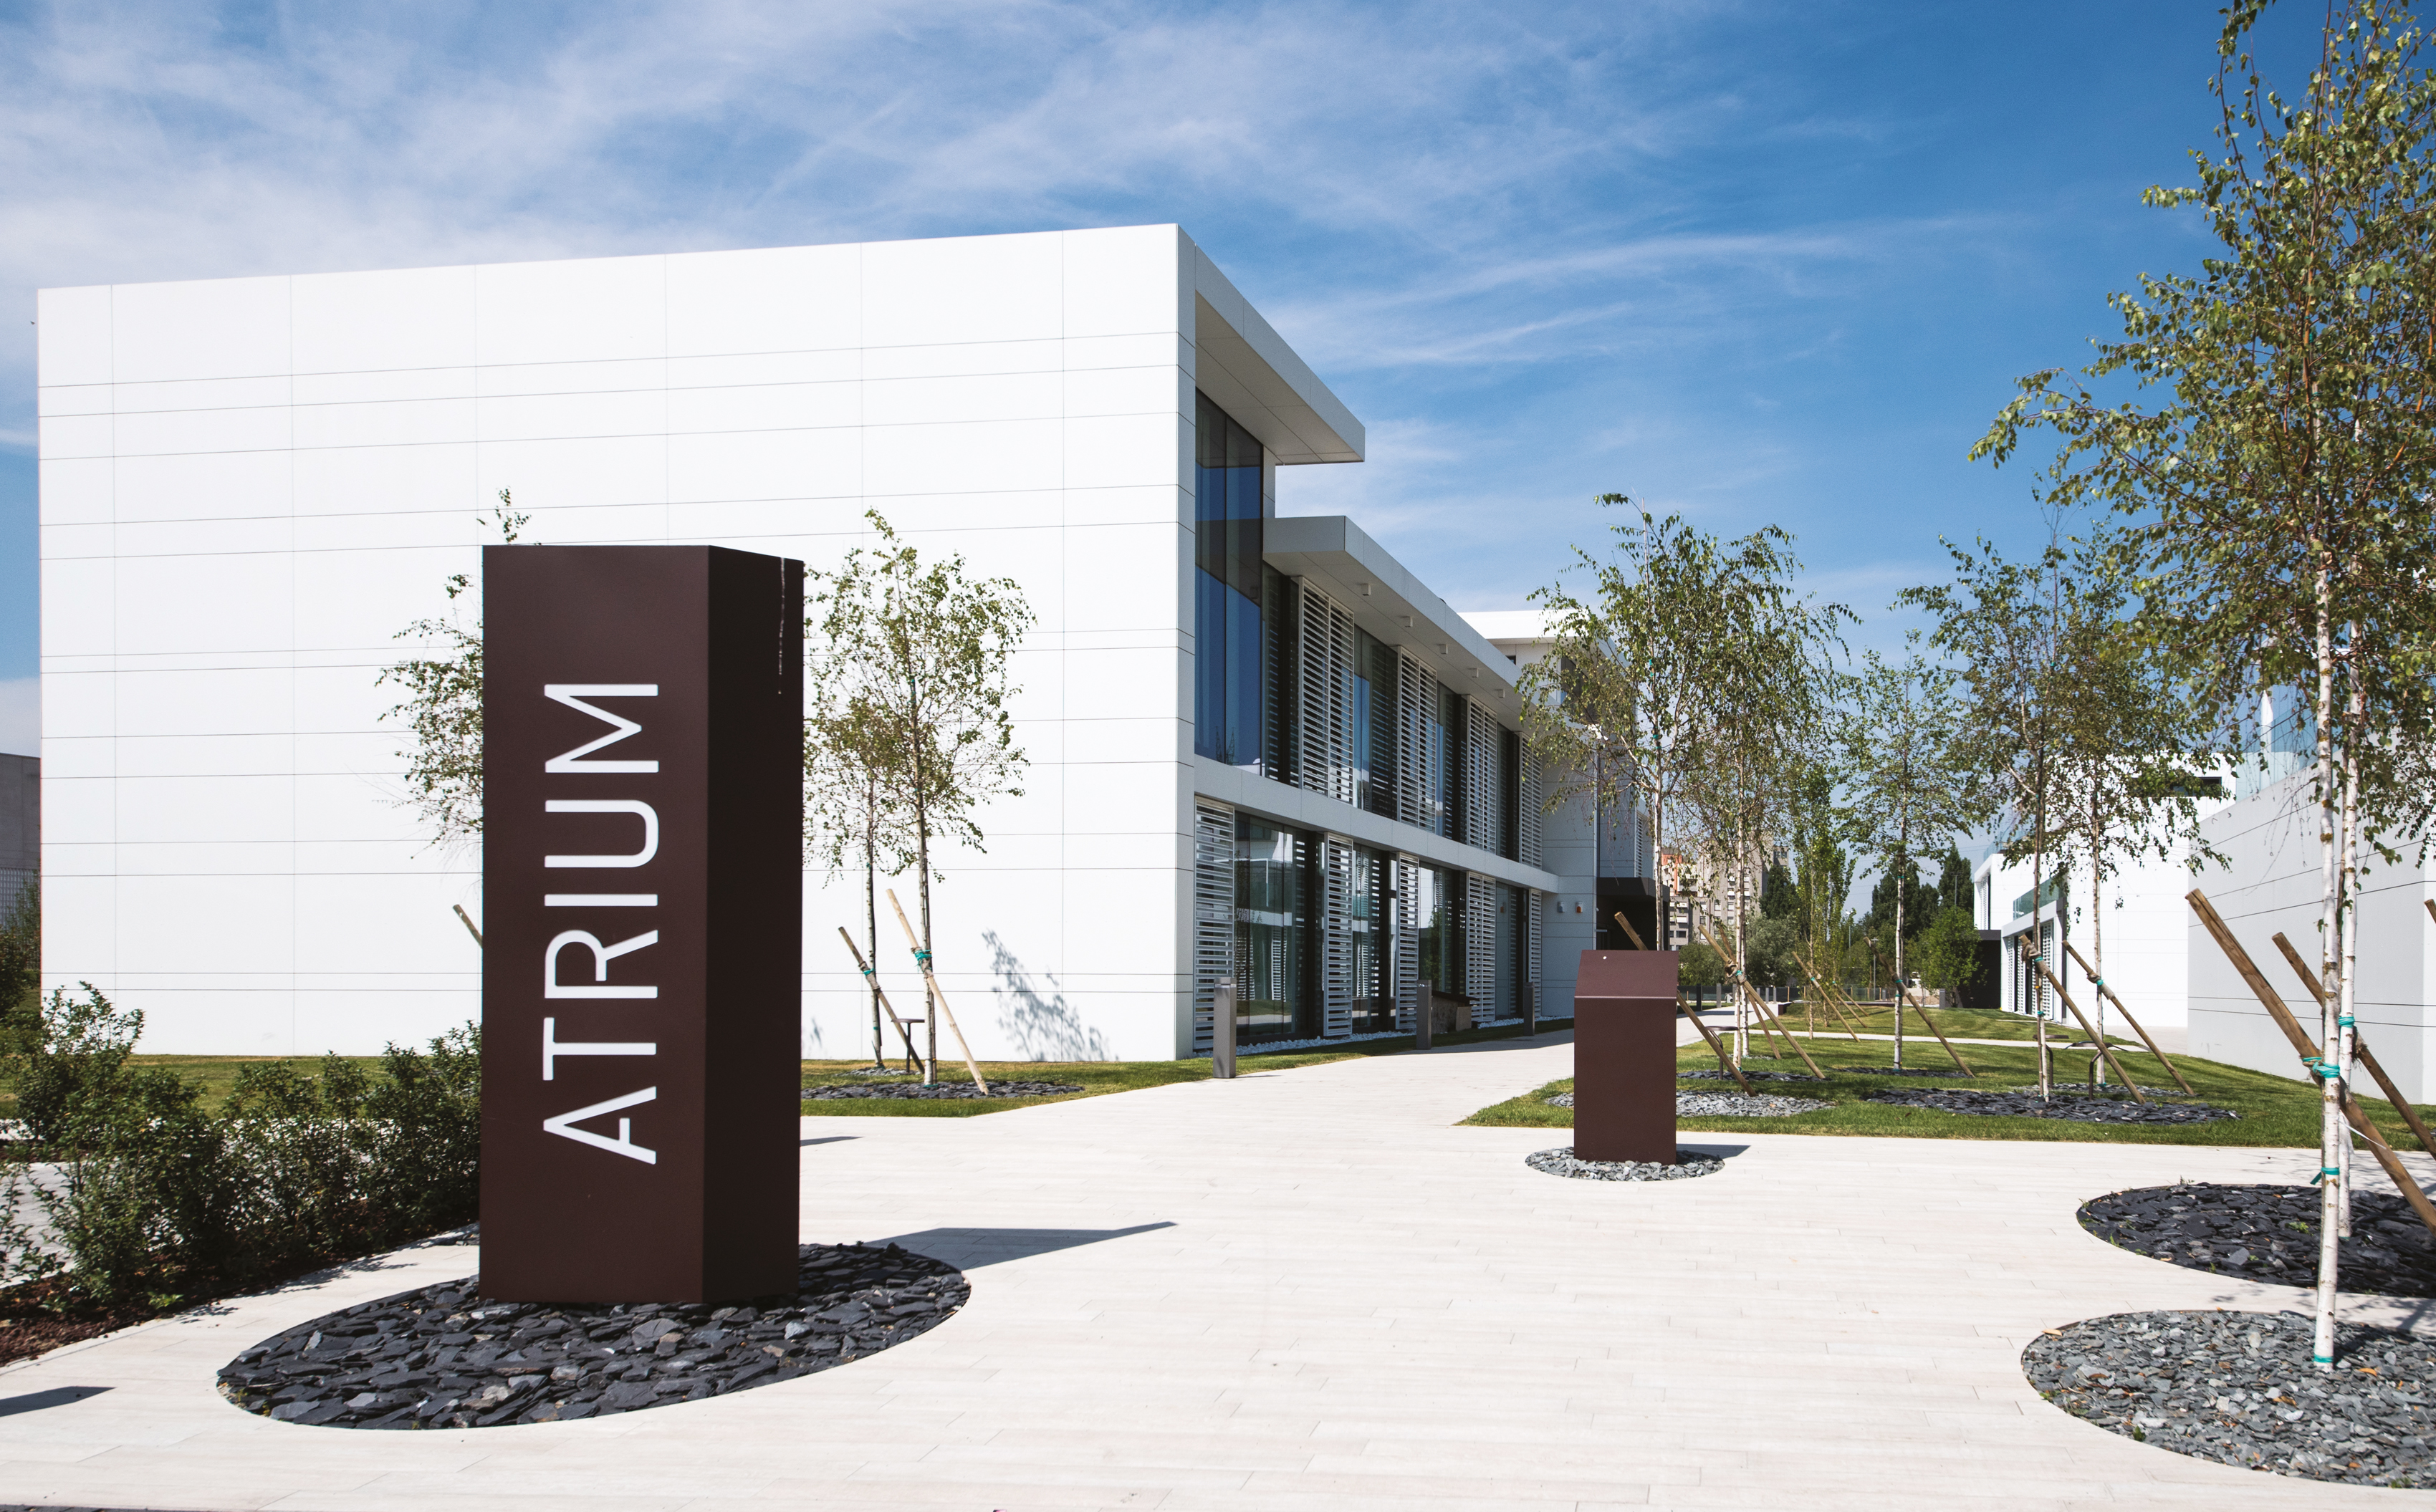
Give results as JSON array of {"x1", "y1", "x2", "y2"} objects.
[
  {"x1": 480, "y1": 544, "x2": 804, "y2": 1303},
  {"x1": 1572, "y1": 949, "x2": 1681, "y2": 1164}
]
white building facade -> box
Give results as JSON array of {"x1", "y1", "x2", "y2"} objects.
[{"x1": 36, "y1": 226, "x2": 1586, "y2": 1061}]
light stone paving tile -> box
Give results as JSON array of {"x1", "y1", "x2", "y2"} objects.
[{"x1": 6, "y1": 1034, "x2": 2434, "y2": 1508}]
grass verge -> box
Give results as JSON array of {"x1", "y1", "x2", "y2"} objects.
[
  {"x1": 1461, "y1": 1037, "x2": 2436, "y2": 1150},
  {"x1": 1767, "y1": 1003, "x2": 2144, "y2": 1046},
  {"x1": 800, "y1": 1017, "x2": 1575, "y2": 1117}
]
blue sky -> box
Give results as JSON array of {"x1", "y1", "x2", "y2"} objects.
[{"x1": 0, "y1": 0, "x2": 2325, "y2": 758}]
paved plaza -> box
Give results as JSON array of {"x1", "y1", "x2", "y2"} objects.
[{"x1": 1, "y1": 1031, "x2": 2430, "y2": 1510}]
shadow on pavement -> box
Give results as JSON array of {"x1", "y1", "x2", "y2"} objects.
[
  {"x1": 873, "y1": 1222, "x2": 1178, "y2": 1268},
  {"x1": 0, "y1": 1385, "x2": 110, "y2": 1418}
]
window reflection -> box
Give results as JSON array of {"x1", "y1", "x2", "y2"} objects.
[{"x1": 1234, "y1": 816, "x2": 1308, "y2": 1041}]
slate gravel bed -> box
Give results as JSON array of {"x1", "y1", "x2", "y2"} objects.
[
  {"x1": 1866, "y1": 1087, "x2": 2237, "y2": 1125},
  {"x1": 801, "y1": 1079, "x2": 1084, "y2": 1101},
  {"x1": 217, "y1": 1241, "x2": 966, "y2": 1430},
  {"x1": 2024, "y1": 1309, "x2": 2436, "y2": 1486},
  {"x1": 1527, "y1": 1146, "x2": 1725, "y2": 1182},
  {"x1": 2081, "y1": 1183, "x2": 2436, "y2": 1296},
  {"x1": 1544, "y1": 1090, "x2": 1828, "y2": 1117}
]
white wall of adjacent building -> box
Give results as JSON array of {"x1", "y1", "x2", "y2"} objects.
[{"x1": 2187, "y1": 773, "x2": 2436, "y2": 1102}]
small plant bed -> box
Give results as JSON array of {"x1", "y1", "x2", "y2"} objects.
[
  {"x1": 1460, "y1": 1041, "x2": 2436, "y2": 1147},
  {"x1": 801, "y1": 1079, "x2": 1085, "y2": 1102},
  {"x1": 219, "y1": 1241, "x2": 965, "y2": 1430},
  {"x1": 1866, "y1": 1086, "x2": 2238, "y2": 1125},
  {"x1": 2081, "y1": 1183, "x2": 2436, "y2": 1296},
  {"x1": 1527, "y1": 1147, "x2": 1723, "y2": 1182},
  {"x1": 2025, "y1": 1309, "x2": 2436, "y2": 1487},
  {"x1": 796, "y1": 1016, "x2": 1574, "y2": 1118}
]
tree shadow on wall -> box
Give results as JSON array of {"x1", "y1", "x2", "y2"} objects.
[{"x1": 982, "y1": 930, "x2": 1111, "y2": 1061}]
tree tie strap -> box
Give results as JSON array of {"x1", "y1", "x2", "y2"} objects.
[
  {"x1": 856, "y1": 963, "x2": 876, "y2": 978},
  {"x1": 913, "y1": 948, "x2": 934, "y2": 968},
  {"x1": 2313, "y1": 1166, "x2": 2342, "y2": 1184},
  {"x1": 2339, "y1": 1015, "x2": 2356, "y2": 1029},
  {"x1": 2303, "y1": 1057, "x2": 2343, "y2": 1081}
]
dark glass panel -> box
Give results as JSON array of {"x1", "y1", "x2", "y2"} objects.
[{"x1": 1234, "y1": 817, "x2": 1306, "y2": 1042}]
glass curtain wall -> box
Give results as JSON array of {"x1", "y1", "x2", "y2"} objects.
[
  {"x1": 1350, "y1": 628, "x2": 1379, "y2": 814},
  {"x1": 1364, "y1": 635, "x2": 1397, "y2": 817},
  {"x1": 1414, "y1": 865, "x2": 1457, "y2": 995},
  {"x1": 1194, "y1": 393, "x2": 1268, "y2": 771},
  {"x1": 1234, "y1": 816, "x2": 1310, "y2": 1041},
  {"x1": 1440, "y1": 685, "x2": 1465, "y2": 838},
  {"x1": 1493, "y1": 883, "x2": 1521, "y2": 1019}
]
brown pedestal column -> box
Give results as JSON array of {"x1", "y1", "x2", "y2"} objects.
[
  {"x1": 1571, "y1": 948, "x2": 1681, "y2": 1165},
  {"x1": 479, "y1": 544, "x2": 804, "y2": 1304}
]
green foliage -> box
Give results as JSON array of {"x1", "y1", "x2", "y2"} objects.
[
  {"x1": 375, "y1": 493, "x2": 529, "y2": 849},
  {"x1": 1758, "y1": 857, "x2": 1797, "y2": 921},
  {"x1": 0, "y1": 878, "x2": 33, "y2": 1021},
  {"x1": 1912, "y1": 906, "x2": 1985, "y2": 992},
  {"x1": 1677, "y1": 940, "x2": 1727, "y2": 989},
  {"x1": 1934, "y1": 844, "x2": 1973, "y2": 915},
  {"x1": 1864, "y1": 856, "x2": 1937, "y2": 957},
  {"x1": 1745, "y1": 915, "x2": 1800, "y2": 990},
  {"x1": 0, "y1": 989, "x2": 480, "y2": 1307}
]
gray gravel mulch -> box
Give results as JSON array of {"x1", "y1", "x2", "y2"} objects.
[
  {"x1": 1526, "y1": 1146, "x2": 1725, "y2": 1182},
  {"x1": 800, "y1": 1079, "x2": 1085, "y2": 1102},
  {"x1": 217, "y1": 1241, "x2": 965, "y2": 1430},
  {"x1": 2080, "y1": 1183, "x2": 2436, "y2": 1297},
  {"x1": 1865, "y1": 1087, "x2": 2238, "y2": 1125},
  {"x1": 2025, "y1": 1309, "x2": 2436, "y2": 1486}
]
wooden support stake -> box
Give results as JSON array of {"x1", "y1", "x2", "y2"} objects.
[
  {"x1": 2020, "y1": 954, "x2": 2147, "y2": 1102},
  {"x1": 1697, "y1": 920, "x2": 1823, "y2": 1077},
  {"x1": 1678, "y1": 1001, "x2": 1752, "y2": 1095},
  {"x1": 1611, "y1": 910, "x2": 1650, "y2": 950},
  {"x1": 2270, "y1": 930, "x2": 2435, "y2": 1156},
  {"x1": 838, "y1": 927, "x2": 926, "y2": 1074},
  {"x1": 886, "y1": 890, "x2": 989, "y2": 1094},
  {"x1": 1861, "y1": 936, "x2": 1975, "y2": 1076},
  {"x1": 2188, "y1": 888, "x2": 2436, "y2": 1243},
  {"x1": 453, "y1": 903, "x2": 484, "y2": 948},
  {"x1": 2059, "y1": 938, "x2": 2192, "y2": 1094},
  {"x1": 1790, "y1": 949, "x2": 1862, "y2": 1041}
]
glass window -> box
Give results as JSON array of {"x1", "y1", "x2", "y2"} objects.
[
  {"x1": 1441, "y1": 685, "x2": 1464, "y2": 839},
  {"x1": 1348, "y1": 848, "x2": 1393, "y2": 1034},
  {"x1": 1234, "y1": 816, "x2": 1309, "y2": 1042},
  {"x1": 1494, "y1": 882, "x2": 1521, "y2": 1019},
  {"x1": 1194, "y1": 393, "x2": 1268, "y2": 771},
  {"x1": 1350, "y1": 628, "x2": 1378, "y2": 814},
  {"x1": 1414, "y1": 865, "x2": 1457, "y2": 993},
  {"x1": 1366, "y1": 636, "x2": 1398, "y2": 817}
]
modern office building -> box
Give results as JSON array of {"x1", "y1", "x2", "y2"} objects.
[{"x1": 36, "y1": 225, "x2": 1604, "y2": 1059}]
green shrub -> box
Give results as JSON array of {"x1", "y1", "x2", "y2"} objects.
[{"x1": 0, "y1": 986, "x2": 480, "y2": 1307}]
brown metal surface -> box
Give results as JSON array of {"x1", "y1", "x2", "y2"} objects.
[
  {"x1": 481, "y1": 545, "x2": 804, "y2": 1304},
  {"x1": 1572, "y1": 950, "x2": 1681, "y2": 1164}
]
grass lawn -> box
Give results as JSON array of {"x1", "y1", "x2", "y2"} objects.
[
  {"x1": 1769, "y1": 1002, "x2": 2145, "y2": 1046},
  {"x1": 1462, "y1": 1037, "x2": 2436, "y2": 1150},
  {"x1": 799, "y1": 1017, "x2": 1576, "y2": 1117},
  {"x1": 0, "y1": 1055, "x2": 391, "y2": 1119}
]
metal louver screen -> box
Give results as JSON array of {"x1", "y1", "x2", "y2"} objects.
[
  {"x1": 1320, "y1": 838, "x2": 1355, "y2": 1039},
  {"x1": 1526, "y1": 888, "x2": 1545, "y2": 1019},
  {"x1": 1394, "y1": 854, "x2": 1422, "y2": 1031},
  {"x1": 1463, "y1": 700, "x2": 1501, "y2": 855},
  {"x1": 1296, "y1": 581, "x2": 1358, "y2": 805},
  {"x1": 1517, "y1": 746, "x2": 1542, "y2": 868},
  {"x1": 1465, "y1": 872, "x2": 1497, "y2": 1019},
  {"x1": 1395, "y1": 651, "x2": 1431, "y2": 827},
  {"x1": 1192, "y1": 801, "x2": 1234, "y2": 1055}
]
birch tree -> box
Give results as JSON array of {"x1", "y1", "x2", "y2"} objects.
[
  {"x1": 809, "y1": 511, "x2": 1032, "y2": 1082},
  {"x1": 1838, "y1": 632, "x2": 1970, "y2": 1067},
  {"x1": 1971, "y1": 0, "x2": 2436, "y2": 1372},
  {"x1": 376, "y1": 493, "x2": 529, "y2": 850}
]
